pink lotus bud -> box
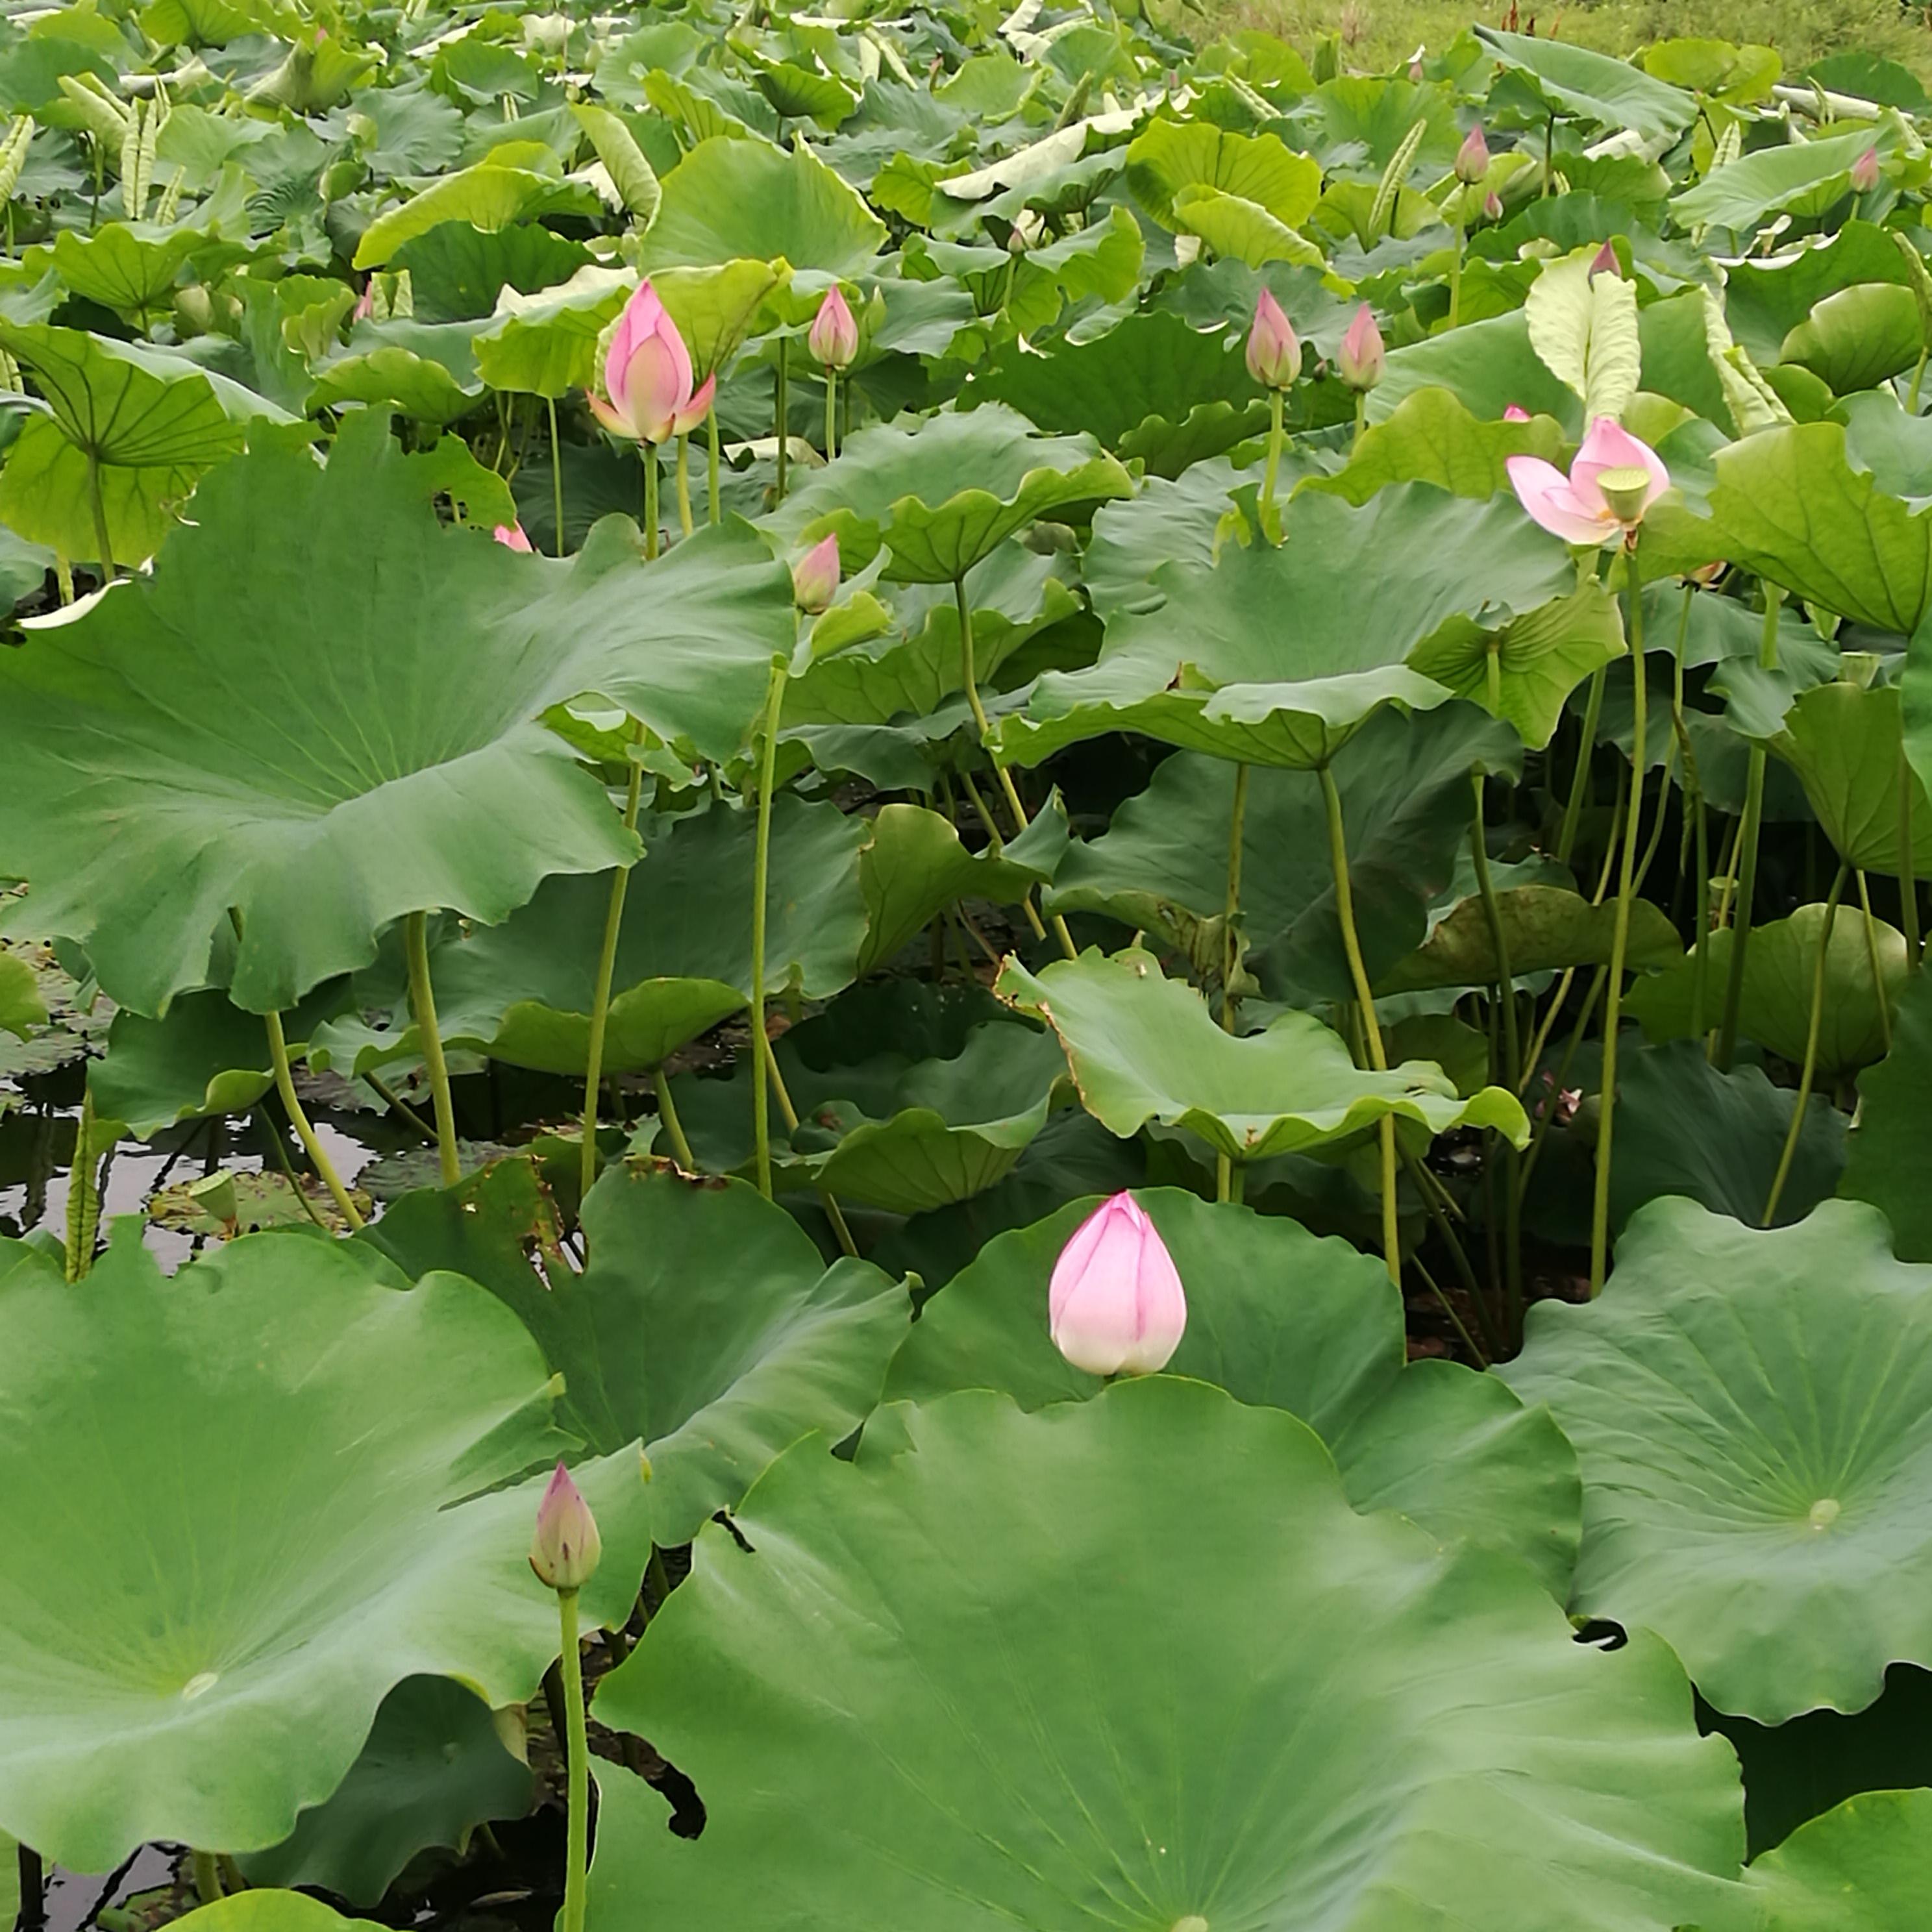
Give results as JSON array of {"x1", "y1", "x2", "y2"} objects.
[
  {"x1": 1503, "y1": 404, "x2": 1531, "y2": 423},
  {"x1": 1245, "y1": 288, "x2": 1300, "y2": 390},
  {"x1": 493, "y1": 522, "x2": 533, "y2": 552},
  {"x1": 589, "y1": 279, "x2": 716, "y2": 447},
  {"x1": 1506, "y1": 414, "x2": 1669, "y2": 547},
  {"x1": 791, "y1": 532, "x2": 841, "y2": 613},
  {"x1": 1589, "y1": 239, "x2": 1620, "y2": 279},
  {"x1": 1454, "y1": 124, "x2": 1490, "y2": 185},
  {"x1": 1851, "y1": 147, "x2": 1880, "y2": 193},
  {"x1": 529, "y1": 1462, "x2": 601, "y2": 1592},
  {"x1": 1048, "y1": 1192, "x2": 1187, "y2": 1377},
  {"x1": 1337, "y1": 303, "x2": 1385, "y2": 391},
  {"x1": 1483, "y1": 190, "x2": 1504, "y2": 221},
  {"x1": 808, "y1": 284, "x2": 858, "y2": 371},
  {"x1": 351, "y1": 280, "x2": 375, "y2": 323}
]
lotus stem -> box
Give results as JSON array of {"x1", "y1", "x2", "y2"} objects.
[
  {"x1": 1216, "y1": 761, "x2": 1252, "y2": 1207},
  {"x1": 86, "y1": 451, "x2": 114, "y2": 582},
  {"x1": 651, "y1": 1068, "x2": 695, "y2": 1169},
  {"x1": 1448, "y1": 219, "x2": 1464, "y2": 330},
  {"x1": 263, "y1": 1007, "x2": 364, "y2": 1228},
  {"x1": 762, "y1": 1052, "x2": 859, "y2": 1256},
  {"x1": 750, "y1": 659, "x2": 786, "y2": 1199},
  {"x1": 1855, "y1": 871, "x2": 1892, "y2": 1056},
  {"x1": 1470, "y1": 770, "x2": 1524, "y2": 1322},
  {"x1": 402, "y1": 911, "x2": 460, "y2": 1187},
  {"x1": 707, "y1": 402, "x2": 721, "y2": 524},
  {"x1": 641, "y1": 443, "x2": 658, "y2": 562},
  {"x1": 1901, "y1": 758, "x2": 1921, "y2": 968},
  {"x1": 823, "y1": 368, "x2": 837, "y2": 462},
  {"x1": 64, "y1": 1080, "x2": 101, "y2": 1281},
  {"x1": 1260, "y1": 387, "x2": 1284, "y2": 526},
  {"x1": 1352, "y1": 388, "x2": 1366, "y2": 454},
  {"x1": 556, "y1": 1587, "x2": 590, "y2": 1932},
  {"x1": 774, "y1": 354, "x2": 789, "y2": 503},
  {"x1": 1913, "y1": 345, "x2": 1928, "y2": 415},
  {"x1": 191, "y1": 1850, "x2": 221, "y2": 1906},
  {"x1": 545, "y1": 396, "x2": 565, "y2": 559},
  {"x1": 1715, "y1": 585, "x2": 1782, "y2": 1069},
  {"x1": 580, "y1": 728, "x2": 647, "y2": 1202},
  {"x1": 1319, "y1": 764, "x2": 1400, "y2": 1287},
  {"x1": 674, "y1": 434, "x2": 693, "y2": 538},
  {"x1": 1555, "y1": 665, "x2": 1606, "y2": 868},
  {"x1": 1763, "y1": 864, "x2": 1849, "y2": 1226},
  {"x1": 54, "y1": 554, "x2": 73, "y2": 606},
  {"x1": 1589, "y1": 562, "x2": 1648, "y2": 1295}
]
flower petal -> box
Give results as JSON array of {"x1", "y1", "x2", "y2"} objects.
[
  {"x1": 1506, "y1": 456, "x2": 1616, "y2": 545},
  {"x1": 1570, "y1": 415, "x2": 1669, "y2": 516}
]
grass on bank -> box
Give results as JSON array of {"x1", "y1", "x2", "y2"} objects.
[{"x1": 1175, "y1": 0, "x2": 1932, "y2": 81}]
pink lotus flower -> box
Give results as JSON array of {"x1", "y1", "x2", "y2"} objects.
[
  {"x1": 792, "y1": 532, "x2": 840, "y2": 612},
  {"x1": 808, "y1": 285, "x2": 858, "y2": 370},
  {"x1": 1851, "y1": 147, "x2": 1880, "y2": 193},
  {"x1": 1589, "y1": 239, "x2": 1619, "y2": 278},
  {"x1": 529, "y1": 1462, "x2": 601, "y2": 1592},
  {"x1": 1506, "y1": 415, "x2": 1669, "y2": 547},
  {"x1": 493, "y1": 522, "x2": 533, "y2": 552},
  {"x1": 1503, "y1": 404, "x2": 1531, "y2": 423},
  {"x1": 590, "y1": 279, "x2": 715, "y2": 446},
  {"x1": 1245, "y1": 288, "x2": 1300, "y2": 390},
  {"x1": 1454, "y1": 124, "x2": 1489, "y2": 184},
  {"x1": 1048, "y1": 1192, "x2": 1186, "y2": 1377},
  {"x1": 1337, "y1": 303, "x2": 1384, "y2": 391},
  {"x1": 351, "y1": 280, "x2": 375, "y2": 324}
]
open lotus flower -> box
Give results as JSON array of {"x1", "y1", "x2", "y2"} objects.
[
  {"x1": 1245, "y1": 288, "x2": 1300, "y2": 390},
  {"x1": 529, "y1": 1461, "x2": 601, "y2": 1592},
  {"x1": 791, "y1": 532, "x2": 840, "y2": 613},
  {"x1": 591, "y1": 279, "x2": 715, "y2": 445},
  {"x1": 1048, "y1": 1192, "x2": 1187, "y2": 1377},
  {"x1": 808, "y1": 285, "x2": 858, "y2": 370},
  {"x1": 1337, "y1": 304, "x2": 1385, "y2": 391},
  {"x1": 493, "y1": 522, "x2": 533, "y2": 552},
  {"x1": 1505, "y1": 417, "x2": 1668, "y2": 547}
]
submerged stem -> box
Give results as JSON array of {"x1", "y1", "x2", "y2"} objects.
[
  {"x1": 403, "y1": 911, "x2": 460, "y2": 1187},
  {"x1": 706, "y1": 402, "x2": 721, "y2": 525},
  {"x1": 580, "y1": 728, "x2": 647, "y2": 1202},
  {"x1": 1259, "y1": 386, "x2": 1284, "y2": 528},
  {"x1": 64, "y1": 1080, "x2": 102, "y2": 1280},
  {"x1": 1319, "y1": 765, "x2": 1400, "y2": 1286},
  {"x1": 1763, "y1": 866, "x2": 1850, "y2": 1226},
  {"x1": 750, "y1": 660, "x2": 786, "y2": 1198},
  {"x1": 265, "y1": 1008, "x2": 364, "y2": 1228},
  {"x1": 823, "y1": 368, "x2": 837, "y2": 462},
  {"x1": 557, "y1": 1589, "x2": 590, "y2": 1932},
  {"x1": 675, "y1": 433, "x2": 694, "y2": 538},
  {"x1": 652, "y1": 1067, "x2": 695, "y2": 1169},
  {"x1": 1715, "y1": 585, "x2": 1782, "y2": 1069},
  {"x1": 1555, "y1": 665, "x2": 1606, "y2": 869},
  {"x1": 641, "y1": 444, "x2": 659, "y2": 562}
]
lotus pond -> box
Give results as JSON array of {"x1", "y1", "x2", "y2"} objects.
[{"x1": 9, "y1": 1, "x2": 1932, "y2": 1927}]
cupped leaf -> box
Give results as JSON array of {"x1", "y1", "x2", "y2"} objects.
[
  {"x1": 235, "y1": 1676, "x2": 532, "y2": 1905},
  {"x1": 1626, "y1": 904, "x2": 1905, "y2": 1075},
  {"x1": 767, "y1": 404, "x2": 1132, "y2": 584},
  {"x1": 1779, "y1": 282, "x2": 1924, "y2": 395},
  {"x1": 886, "y1": 1186, "x2": 1579, "y2": 1595},
  {"x1": 353, "y1": 163, "x2": 595, "y2": 270},
  {"x1": 473, "y1": 265, "x2": 632, "y2": 399},
  {"x1": 588, "y1": 1378, "x2": 1747, "y2": 1932},
  {"x1": 1841, "y1": 968, "x2": 1932, "y2": 1262},
  {"x1": 1672, "y1": 127, "x2": 1890, "y2": 236},
  {"x1": 1381, "y1": 882, "x2": 1683, "y2": 991},
  {"x1": 365, "y1": 1163, "x2": 910, "y2": 1546},
  {"x1": 0, "y1": 412, "x2": 796, "y2": 1016},
  {"x1": 1300, "y1": 386, "x2": 1567, "y2": 507},
  {"x1": 1504, "y1": 1197, "x2": 1932, "y2": 1722},
  {"x1": 998, "y1": 947, "x2": 1530, "y2": 1165},
  {"x1": 1731, "y1": 1789, "x2": 1932, "y2": 1930},
  {"x1": 0, "y1": 1224, "x2": 645, "y2": 1869},
  {"x1": 1766, "y1": 682, "x2": 1932, "y2": 876},
  {"x1": 1124, "y1": 116, "x2": 1321, "y2": 230},
  {"x1": 636, "y1": 134, "x2": 886, "y2": 275}
]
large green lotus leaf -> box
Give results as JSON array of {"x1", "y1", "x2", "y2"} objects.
[
  {"x1": 998, "y1": 948, "x2": 1530, "y2": 1165},
  {"x1": 1048, "y1": 706, "x2": 1520, "y2": 1005},
  {"x1": 852, "y1": 801, "x2": 1037, "y2": 974},
  {"x1": 886, "y1": 1187, "x2": 1579, "y2": 1596},
  {"x1": 1723, "y1": 224, "x2": 1914, "y2": 366},
  {"x1": 236, "y1": 1676, "x2": 532, "y2": 1903},
  {"x1": 0, "y1": 1222, "x2": 647, "y2": 1868},
  {"x1": 636, "y1": 135, "x2": 886, "y2": 274},
  {"x1": 650, "y1": 258, "x2": 791, "y2": 379},
  {"x1": 999, "y1": 486, "x2": 1575, "y2": 766},
  {"x1": 965, "y1": 310, "x2": 1268, "y2": 479},
  {"x1": 93, "y1": 983, "x2": 349, "y2": 1137},
  {"x1": 1841, "y1": 968, "x2": 1932, "y2": 1261},
  {"x1": 0, "y1": 950, "x2": 45, "y2": 1040},
  {"x1": 766, "y1": 404, "x2": 1133, "y2": 584},
  {"x1": 1476, "y1": 29, "x2": 1696, "y2": 140},
  {"x1": 365, "y1": 1164, "x2": 910, "y2": 1546},
  {"x1": 1626, "y1": 904, "x2": 1905, "y2": 1076},
  {"x1": 310, "y1": 797, "x2": 867, "y2": 1080},
  {"x1": 352, "y1": 164, "x2": 597, "y2": 269},
  {"x1": 1710, "y1": 422, "x2": 1932, "y2": 635},
  {"x1": 0, "y1": 412, "x2": 796, "y2": 1017},
  {"x1": 1672, "y1": 127, "x2": 1889, "y2": 235},
  {"x1": 588, "y1": 1378, "x2": 1746, "y2": 1931},
  {"x1": 1124, "y1": 116, "x2": 1322, "y2": 229},
  {"x1": 1300, "y1": 386, "x2": 1567, "y2": 507},
  {"x1": 1370, "y1": 309, "x2": 1584, "y2": 432},
  {"x1": 1504, "y1": 1196, "x2": 1932, "y2": 1722},
  {"x1": 1610, "y1": 1039, "x2": 1846, "y2": 1234},
  {"x1": 906, "y1": 210, "x2": 1145, "y2": 341},
  {"x1": 1725, "y1": 1789, "x2": 1932, "y2": 1929},
  {"x1": 310, "y1": 343, "x2": 483, "y2": 425},
  {"x1": 168, "y1": 1898, "x2": 382, "y2": 1932},
  {"x1": 1169, "y1": 185, "x2": 1329, "y2": 271},
  {"x1": 1766, "y1": 682, "x2": 1932, "y2": 875},
  {"x1": 0, "y1": 323, "x2": 247, "y2": 565},
  {"x1": 668, "y1": 987, "x2": 1070, "y2": 1213},
  {"x1": 30, "y1": 225, "x2": 209, "y2": 321},
  {"x1": 1409, "y1": 582, "x2": 1627, "y2": 749},
  {"x1": 390, "y1": 221, "x2": 595, "y2": 324},
  {"x1": 471, "y1": 264, "x2": 632, "y2": 398},
  {"x1": 1779, "y1": 283, "x2": 1923, "y2": 396},
  {"x1": 1381, "y1": 883, "x2": 1683, "y2": 991}
]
